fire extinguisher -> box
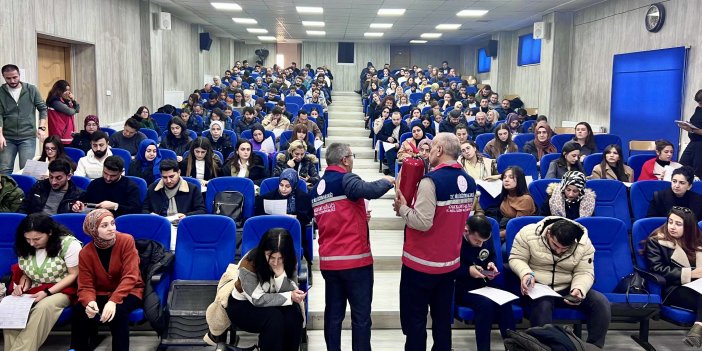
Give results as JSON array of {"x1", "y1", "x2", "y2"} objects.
[{"x1": 397, "y1": 143, "x2": 426, "y2": 208}]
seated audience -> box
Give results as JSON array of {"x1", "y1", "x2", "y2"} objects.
[
  {"x1": 496, "y1": 99, "x2": 514, "y2": 119},
  {"x1": 397, "y1": 124, "x2": 430, "y2": 162},
  {"x1": 440, "y1": 110, "x2": 463, "y2": 134},
  {"x1": 70, "y1": 115, "x2": 101, "y2": 153},
  {"x1": 20, "y1": 159, "x2": 83, "y2": 215},
  {"x1": 281, "y1": 124, "x2": 316, "y2": 155},
  {"x1": 484, "y1": 124, "x2": 519, "y2": 159},
  {"x1": 179, "y1": 137, "x2": 222, "y2": 189},
  {"x1": 207, "y1": 107, "x2": 233, "y2": 131},
  {"x1": 590, "y1": 144, "x2": 634, "y2": 182},
  {"x1": 540, "y1": 171, "x2": 595, "y2": 220},
  {"x1": 223, "y1": 139, "x2": 267, "y2": 186},
  {"x1": 416, "y1": 115, "x2": 434, "y2": 138},
  {"x1": 159, "y1": 117, "x2": 192, "y2": 162},
  {"x1": 72, "y1": 156, "x2": 141, "y2": 217},
  {"x1": 644, "y1": 206, "x2": 702, "y2": 347},
  {"x1": 6, "y1": 213, "x2": 81, "y2": 351},
  {"x1": 498, "y1": 166, "x2": 537, "y2": 238},
  {"x1": 372, "y1": 107, "x2": 391, "y2": 137},
  {"x1": 180, "y1": 109, "x2": 204, "y2": 136},
  {"x1": 308, "y1": 108, "x2": 326, "y2": 136},
  {"x1": 545, "y1": 141, "x2": 584, "y2": 179},
  {"x1": 289, "y1": 110, "x2": 322, "y2": 140},
  {"x1": 274, "y1": 140, "x2": 320, "y2": 188},
  {"x1": 639, "y1": 139, "x2": 682, "y2": 181},
  {"x1": 468, "y1": 112, "x2": 494, "y2": 138},
  {"x1": 0, "y1": 174, "x2": 23, "y2": 212},
  {"x1": 235, "y1": 107, "x2": 260, "y2": 135},
  {"x1": 133, "y1": 106, "x2": 161, "y2": 136},
  {"x1": 647, "y1": 166, "x2": 702, "y2": 219},
  {"x1": 459, "y1": 140, "x2": 499, "y2": 181},
  {"x1": 455, "y1": 124, "x2": 469, "y2": 144},
  {"x1": 572, "y1": 122, "x2": 597, "y2": 159},
  {"x1": 205, "y1": 121, "x2": 234, "y2": 163},
  {"x1": 456, "y1": 215, "x2": 516, "y2": 351},
  {"x1": 75, "y1": 131, "x2": 112, "y2": 180},
  {"x1": 524, "y1": 121, "x2": 557, "y2": 167},
  {"x1": 377, "y1": 111, "x2": 409, "y2": 176},
  {"x1": 71, "y1": 209, "x2": 144, "y2": 351},
  {"x1": 109, "y1": 118, "x2": 147, "y2": 156},
  {"x1": 249, "y1": 124, "x2": 276, "y2": 155},
  {"x1": 127, "y1": 139, "x2": 162, "y2": 184},
  {"x1": 505, "y1": 113, "x2": 523, "y2": 135},
  {"x1": 262, "y1": 107, "x2": 291, "y2": 137},
  {"x1": 486, "y1": 110, "x2": 499, "y2": 126},
  {"x1": 509, "y1": 216, "x2": 610, "y2": 348},
  {"x1": 23, "y1": 135, "x2": 76, "y2": 178}
]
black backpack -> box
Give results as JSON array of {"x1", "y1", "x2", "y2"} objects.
[
  {"x1": 213, "y1": 191, "x2": 245, "y2": 226},
  {"x1": 504, "y1": 325, "x2": 602, "y2": 351}
]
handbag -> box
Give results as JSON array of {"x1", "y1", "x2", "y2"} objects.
[{"x1": 614, "y1": 271, "x2": 650, "y2": 308}]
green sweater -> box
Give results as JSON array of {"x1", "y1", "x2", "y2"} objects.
[{"x1": 0, "y1": 82, "x2": 48, "y2": 138}]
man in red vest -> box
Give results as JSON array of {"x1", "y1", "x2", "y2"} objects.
[{"x1": 394, "y1": 133, "x2": 476, "y2": 351}]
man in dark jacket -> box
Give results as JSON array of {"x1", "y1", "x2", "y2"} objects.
[
  {"x1": 235, "y1": 107, "x2": 259, "y2": 135},
  {"x1": 468, "y1": 112, "x2": 494, "y2": 138},
  {"x1": 143, "y1": 159, "x2": 205, "y2": 228},
  {"x1": 377, "y1": 111, "x2": 409, "y2": 176},
  {"x1": 439, "y1": 109, "x2": 463, "y2": 134},
  {"x1": 19, "y1": 158, "x2": 83, "y2": 215},
  {"x1": 71, "y1": 156, "x2": 141, "y2": 217}
]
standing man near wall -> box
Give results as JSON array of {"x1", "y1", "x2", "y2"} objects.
[
  {"x1": 393, "y1": 132, "x2": 476, "y2": 351},
  {"x1": 311, "y1": 142, "x2": 394, "y2": 351},
  {"x1": 0, "y1": 64, "x2": 48, "y2": 174}
]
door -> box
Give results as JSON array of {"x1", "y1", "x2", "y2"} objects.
[
  {"x1": 37, "y1": 40, "x2": 71, "y2": 100},
  {"x1": 390, "y1": 45, "x2": 411, "y2": 69}
]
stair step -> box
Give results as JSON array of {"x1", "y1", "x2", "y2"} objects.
[
  {"x1": 326, "y1": 119, "x2": 366, "y2": 128},
  {"x1": 327, "y1": 136, "x2": 374, "y2": 147},
  {"x1": 327, "y1": 127, "x2": 368, "y2": 137}
]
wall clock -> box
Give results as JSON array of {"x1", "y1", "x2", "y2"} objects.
[{"x1": 645, "y1": 3, "x2": 665, "y2": 33}]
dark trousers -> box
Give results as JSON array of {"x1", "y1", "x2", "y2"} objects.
[
  {"x1": 400, "y1": 265, "x2": 456, "y2": 351},
  {"x1": 321, "y1": 265, "x2": 374, "y2": 351},
  {"x1": 458, "y1": 292, "x2": 516, "y2": 351},
  {"x1": 70, "y1": 294, "x2": 142, "y2": 351},
  {"x1": 226, "y1": 296, "x2": 303, "y2": 351},
  {"x1": 385, "y1": 149, "x2": 398, "y2": 176},
  {"x1": 680, "y1": 141, "x2": 702, "y2": 179},
  {"x1": 667, "y1": 286, "x2": 702, "y2": 321},
  {"x1": 526, "y1": 289, "x2": 611, "y2": 348}
]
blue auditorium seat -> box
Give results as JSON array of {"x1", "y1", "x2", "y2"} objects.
[
  {"x1": 174, "y1": 215, "x2": 236, "y2": 280},
  {"x1": 126, "y1": 176, "x2": 148, "y2": 203},
  {"x1": 528, "y1": 179, "x2": 560, "y2": 210},
  {"x1": 71, "y1": 176, "x2": 91, "y2": 191},
  {"x1": 551, "y1": 134, "x2": 575, "y2": 152},
  {"x1": 159, "y1": 149, "x2": 178, "y2": 160},
  {"x1": 64, "y1": 147, "x2": 85, "y2": 164},
  {"x1": 10, "y1": 174, "x2": 36, "y2": 196},
  {"x1": 627, "y1": 154, "x2": 654, "y2": 181},
  {"x1": 140, "y1": 128, "x2": 160, "y2": 142},
  {"x1": 475, "y1": 133, "x2": 494, "y2": 153},
  {"x1": 539, "y1": 153, "x2": 560, "y2": 179},
  {"x1": 205, "y1": 177, "x2": 255, "y2": 218},
  {"x1": 586, "y1": 179, "x2": 631, "y2": 230},
  {"x1": 100, "y1": 127, "x2": 117, "y2": 136},
  {"x1": 110, "y1": 147, "x2": 132, "y2": 172},
  {"x1": 513, "y1": 134, "x2": 534, "y2": 151},
  {"x1": 0, "y1": 213, "x2": 25, "y2": 283},
  {"x1": 594, "y1": 134, "x2": 622, "y2": 152},
  {"x1": 583, "y1": 153, "x2": 603, "y2": 176},
  {"x1": 629, "y1": 180, "x2": 670, "y2": 220},
  {"x1": 151, "y1": 113, "x2": 173, "y2": 133},
  {"x1": 115, "y1": 214, "x2": 172, "y2": 250},
  {"x1": 497, "y1": 153, "x2": 539, "y2": 180},
  {"x1": 52, "y1": 213, "x2": 91, "y2": 244}
]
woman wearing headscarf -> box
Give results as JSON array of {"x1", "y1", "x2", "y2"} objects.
[
  {"x1": 128, "y1": 139, "x2": 162, "y2": 184},
  {"x1": 205, "y1": 120, "x2": 234, "y2": 160},
  {"x1": 523, "y1": 121, "x2": 557, "y2": 167},
  {"x1": 541, "y1": 171, "x2": 596, "y2": 220},
  {"x1": 255, "y1": 168, "x2": 313, "y2": 264},
  {"x1": 249, "y1": 123, "x2": 275, "y2": 154},
  {"x1": 505, "y1": 112, "x2": 523, "y2": 135},
  {"x1": 71, "y1": 209, "x2": 144, "y2": 351},
  {"x1": 70, "y1": 115, "x2": 100, "y2": 153}
]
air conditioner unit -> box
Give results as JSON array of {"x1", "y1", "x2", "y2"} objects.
[
  {"x1": 533, "y1": 22, "x2": 550, "y2": 40},
  {"x1": 158, "y1": 12, "x2": 172, "y2": 31}
]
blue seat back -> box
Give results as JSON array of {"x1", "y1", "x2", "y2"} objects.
[
  {"x1": 260, "y1": 177, "x2": 308, "y2": 195},
  {"x1": 286, "y1": 103, "x2": 301, "y2": 117},
  {"x1": 528, "y1": 179, "x2": 560, "y2": 209},
  {"x1": 174, "y1": 215, "x2": 236, "y2": 280},
  {"x1": 10, "y1": 174, "x2": 36, "y2": 196},
  {"x1": 240, "y1": 129, "x2": 275, "y2": 142},
  {"x1": 631, "y1": 218, "x2": 666, "y2": 275},
  {"x1": 140, "y1": 128, "x2": 159, "y2": 142},
  {"x1": 241, "y1": 215, "x2": 302, "y2": 260},
  {"x1": 64, "y1": 147, "x2": 85, "y2": 164},
  {"x1": 594, "y1": 134, "x2": 622, "y2": 152},
  {"x1": 551, "y1": 134, "x2": 574, "y2": 153},
  {"x1": 286, "y1": 96, "x2": 304, "y2": 107},
  {"x1": 71, "y1": 176, "x2": 91, "y2": 191},
  {"x1": 475, "y1": 133, "x2": 494, "y2": 152},
  {"x1": 576, "y1": 217, "x2": 632, "y2": 293},
  {"x1": 100, "y1": 127, "x2": 117, "y2": 136},
  {"x1": 159, "y1": 148, "x2": 178, "y2": 160},
  {"x1": 630, "y1": 180, "x2": 670, "y2": 221},
  {"x1": 253, "y1": 150, "x2": 271, "y2": 175},
  {"x1": 52, "y1": 213, "x2": 92, "y2": 245},
  {"x1": 497, "y1": 153, "x2": 539, "y2": 179},
  {"x1": 301, "y1": 103, "x2": 324, "y2": 116},
  {"x1": 583, "y1": 153, "x2": 603, "y2": 176},
  {"x1": 115, "y1": 214, "x2": 172, "y2": 249},
  {"x1": 110, "y1": 148, "x2": 132, "y2": 172},
  {"x1": 151, "y1": 113, "x2": 173, "y2": 133},
  {"x1": 486, "y1": 216, "x2": 507, "y2": 287},
  {"x1": 0, "y1": 213, "x2": 26, "y2": 279},
  {"x1": 279, "y1": 131, "x2": 315, "y2": 150},
  {"x1": 513, "y1": 134, "x2": 534, "y2": 151},
  {"x1": 125, "y1": 176, "x2": 147, "y2": 202},
  {"x1": 586, "y1": 179, "x2": 631, "y2": 229},
  {"x1": 627, "y1": 154, "x2": 654, "y2": 181},
  {"x1": 521, "y1": 120, "x2": 536, "y2": 132},
  {"x1": 504, "y1": 216, "x2": 545, "y2": 256},
  {"x1": 540, "y1": 153, "x2": 561, "y2": 179},
  {"x1": 181, "y1": 176, "x2": 202, "y2": 191},
  {"x1": 409, "y1": 93, "x2": 423, "y2": 105},
  {"x1": 205, "y1": 177, "x2": 256, "y2": 218}
]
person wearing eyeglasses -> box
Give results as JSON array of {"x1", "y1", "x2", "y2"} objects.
[
  {"x1": 310, "y1": 142, "x2": 394, "y2": 351},
  {"x1": 647, "y1": 166, "x2": 702, "y2": 220},
  {"x1": 509, "y1": 216, "x2": 611, "y2": 348}
]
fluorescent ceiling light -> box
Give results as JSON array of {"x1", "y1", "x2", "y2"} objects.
[
  {"x1": 258, "y1": 36, "x2": 276, "y2": 41},
  {"x1": 410, "y1": 40, "x2": 427, "y2": 44},
  {"x1": 307, "y1": 30, "x2": 326, "y2": 35},
  {"x1": 302, "y1": 21, "x2": 325, "y2": 27},
  {"x1": 296, "y1": 6, "x2": 323, "y2": 14},
  {"x1": 233, "y1": 18, "x2": 257, "y2": 24},
  {"x1": 436, "y1": 24, "x2": 461, "y2": 30},
  {"x1": 420, "y1": 33, "x2": 442, "y2": 38},
  {"x1": 370, "y1": 23, "x2": 393, "y2": 29},
  {"x1": 364, "y1": 32, "x2": 384, "y2": 37},
  {"x1": 246, "y1": 28, "x2": 268, "y2": 34},
  {"x1": 377, "y1": 8, "x2": 405, "y2": 16},
  {"x1": 456, "y1": 9, "x2": 488, "y2": 17},
  {"x1": 211, "y1": 2, "x2": 242, "y2": 10}
]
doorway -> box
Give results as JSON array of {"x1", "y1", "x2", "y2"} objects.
[
  {"x1": 37, "y1": 39, "x2": 72, "y2": 100},
  {"x1": 390, "y1": 45, "x2": 411, "y2": 69}
]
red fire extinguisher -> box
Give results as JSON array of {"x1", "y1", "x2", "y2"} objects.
[{"x1": 397, "y1": 143, "x2": 426, "y2": 208}]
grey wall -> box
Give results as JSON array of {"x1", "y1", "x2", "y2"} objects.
[
  {"x1": 409, "y1": 46, "x2": 461, "y2": 73},
  {"x1": 232, "y1": 43, "x2": 277, "y2": 68},
  {"x1": 301, "y1": 42, "x2": 390, "y2": 92}
]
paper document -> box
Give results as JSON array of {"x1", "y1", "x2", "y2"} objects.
[
  {"x1": 477, "y1": 180, "x2": 503, "y2": 198},
  {"x1": 663, "y1": 166, "x2": 675, "y2": 182},
  {"x1": 684, "y1": 278, "x2": 702, "y2": 294},
  {"x1": 272, "y1": 128, "x2": 285, "y2": 138},
  {"x1": 264, "y1": 199, "x2": 288, "y2": 215},
  {"x1": 527, "y1": 283, "x2": 562, "y2": 300},
  {"x1": 525, "y1": 176, "x2": 534, "y2": 186},
  {"x1": 469, "y1": 287, "x2": 519, "y2": 305},
  {"x1": 364, "y1": 199, "x2": 370, "y2": 212},
  {"x1": 260, "y1": 136, "x2": 276, "y2": 154},
  {"x1": 676, "y1": 120, "x2": 699, "y2": 130},
  {"x1": 21, "y1": 159, "x2": 48, "y2": 179},
  {"x1": 314, "y1": 140, "x2": 324, "y2": 151},
  {"x1": 382, "y1": 142, "x2": 396, "y2": 151},
  {"x1": 622, "y1": 182, "x2": 633, "y2": 188},
  {"x1": 0, "y1": 295, "x2": 35, "y2": 329}
]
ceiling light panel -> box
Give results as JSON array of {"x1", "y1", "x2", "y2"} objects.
[
  {"x1": 456, "y1": 10, "x2": 489, "y2": 17},
  {"x1": 436, "y1": 24, "x2": 461, "y2": 30},
  {"x1": 420, "y1": 33, "x2": 442, "y2": 38},
  {"x1": 296, "y1": 6, "x2": 324, "y2": 14},
  {"x1": 258, "y1": 36, "x2": 276, "y2": 41},
  {"x1": 410, "y1": 40, "x2": 427, "y2": 44},
  {"x1": 302, "y1": 21, "x2": 325, "y2": 27},
  {"x1": 246, "y1": 28, "x2": 268, "y2": 33},
  {"x1": 233, "y1": 18, "x2": 257, "y2": 24},
  {"x1": 370, "y1": 23, "x2": 393, "y2": 29},
  {"x1": 364, "y1": 32, "x2": 384, "y2": 37},
  {"x1": 307, "y1": 30, "x2": 326, "y2": 35},
  {"x1": 377, "y1": 8, "x2": 405, "y2": 16},
  {"x1": 211, "y1": 2, "x2": 242, "y2": 10}
]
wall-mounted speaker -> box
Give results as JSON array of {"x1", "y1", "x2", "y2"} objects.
[
  {"x1": 533, "y1": 21, "x2": 550, "y2": 40},
  {"x1": 158, "y1": 12, "x2": 171, "y2": 30},
  {"x1": 200, "y1": 32, "x2": 213, "y2": 51},
  {"x1": 486, "y1": 40, "x2": 498, "y2": 57}
]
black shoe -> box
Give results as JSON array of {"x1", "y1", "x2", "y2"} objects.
[
  {"x1": 383, "y1": 169, "x2": 390, "y2": 175},
  {"x1": 354, "y1": 90, "x2": 362, "y2": 95}
]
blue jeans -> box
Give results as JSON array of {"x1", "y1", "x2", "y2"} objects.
[
  {"x1": 0, "y1": 137, "x2": 36, "y2": 174},
  {"x1": 321, "y1": 265, "x2": 374, "y2": 351}
]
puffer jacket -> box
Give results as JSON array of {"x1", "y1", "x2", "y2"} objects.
[
  {"x1": 273, "y1": 153, "x2": 320, "y2": 186},
  {"x1": 509, "y1": 216, "x2": 595, "y2": 295},
  {"x1": 135, "y1": 239, "x2": 174, "y2": 336},
  {"x1": 542, "y1": 182, "x2": 596, "y2": 220},
  {"x1": 0, "y1": 175, "x2": 24, "y2": 212}
]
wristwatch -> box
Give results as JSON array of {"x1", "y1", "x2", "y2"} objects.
[
  {"x1": 38, "y1": 126, "x2": 46, "y2": 131},
  {"x1": 44, "y1": 288, "x2": 53, "y2": 296}
]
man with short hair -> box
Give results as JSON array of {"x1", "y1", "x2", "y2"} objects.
[
  {"x1": 377, "y1": 111, "x2": 409, "y2": 176},
  {"x1": 440, "y1": 60, "x2": 451, "y2": 75},
  {"x1": 455, "y1": 124, "x2": 469, "y2": 144},
  {"x1": 393, "y1": 133, "x2": 476, "y2": 350},
  {"x1": 0, "y1": 64, "x2": 48, "y2": 174},
  {"x1": 200, "y1": 83, "x2": 213, "y2": 95},
  {"x1": 75, "y1": 131, "x2": 112, "y2": 179},
  {"x1": 509, "y1": 216, "x2": 610, "y2": 348},
  {"x1": 488, "y1": 93, "x2": 500, "y2": 110},
  {"x1": 204, "y1": 94, "x2": 226, "y2": 111},
  {"x1": 109, "y1": 117, "x2": 147, "y2": 156},
  {"x1": 468, "y1": 112, "x2": 494, "y2": 138},
  {"x1": 72, "y1": 156, "x2": 141, "y2": 217},
  {"x1": 496, "y1": 98, "x2": 514, "y2": 119},
  {"x1": 311, "y1": 143, "x2": 395, "y2": 351},
  {"x1": 19, "y1": 158, "x2": 83, "y2": 215},
  {"x1": 289, "y1": 110, "x2": 322, "y2": 140},
  {"x1": 440, "y1": 110, "x2": 463, "y2": 134},
  {"x1": 473, "y1": 97, "x2": 490, "y2": 114},
  {"x1": 304, "y1": 88, "x2": 328, "y2": 113},
  {"x1": 265, "y1": 88, "x2": 280, "y2": 103}
]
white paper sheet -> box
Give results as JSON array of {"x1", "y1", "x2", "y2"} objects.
[
  {"x1": 476, "y1": 180, "x2": 503, "y2": 198},
  {"x1": 0, "y1": 295, "x2": 35, "y2": 329},
  {"x1": 21, "y1": 159, "x2": 48, "y2": 179},
  {"x1": 525, "y1": 176, "x2": 534, "y2": 186},
  {"x1": 260, "y1": 136, "x2": 276, "y2": 154},
  {"x1": 382, "y1": 142, "x2": 396, "y2": 151},
  {"x1": 272, "y1": 128, "x2": 285, "y2": 138},
  {"x1": 622, "y1": 182, "x2": 633, "y2": 188},
  {"x1": 527, "y1": 283, "x2": 562, "y2": 300},
  {"x1": 676, "y1": 120, "x2": 699, "y2": 130},
  {"x1": 469, "y1": 287, "x2": 519, "y2": 305},
  {"x1": 663, "y1": 165, "x2": 675, "y2": 182},
  {"x1": 264, "y1": 199, "x2": 288, "y2": 215},
  {"x1": 364, "y1": 199, "x2": 370, "y2": 212},
  {"x1": 684, "y1": 278, "x2": 702, "y2": 294},
  {"x1": 169, "y1": 225, "x2": 178, "y2": 251},
  {"x1": 314, "y1": 140, "x2": 324, "y2": 151}
]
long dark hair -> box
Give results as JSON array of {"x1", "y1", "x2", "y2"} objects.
[
  {"x1": 14, "y1": 213, "x2": 73, "y2": 258},
  {"x1": 246, "y1": 228, "x2": 297, "y2": 283},
  {"x1": 555, "y1": 142, "x2": 584, "y2": 172},
  {"x1": 46, "y1": 80, "x2": 70, "y2": 101},
  {"x1": 493, "y1": 124, "x2": 514, "y2": 152},
  {"x1": 599, "y1": 144, "x2": 629, "y2": 181},
  {"x1": 500, "y1": 166, "x2": 530, "y2": 198},
  {"x1": 166, "y1": 117, "x2": 190, "y2": 142},
  {"x1": 39, "y1": 135, "x2": 68, "y2": 162},
  {"x1": 227, "y1": 139, "x2": 254, "y2": 174},
  {"x1": 574, "y1": 122, "x2": 597, "y2": 151},
  {"x1": 185, "y1": 137, "x2": 220, "y2": 177},
  {"x1": 133, "y1": 106, "x2": 151, "y2": 120},
  {"x1": 648, "y1": 207, "x2": 702, "y2": 263}
]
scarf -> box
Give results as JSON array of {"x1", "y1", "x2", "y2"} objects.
[
  {"x1": 279, "y1": 168, "x2": 299, "y2": 214},
  {"x1": 533, "y1": 121, "x2": 557, "y2": 159},
  {"x1": 506, "y1": 113, "x2": 521, "y2": 134},
  {"x1": 163, "y1": 178, "x2": 181, "y2": 216},
  {"x1": 210, "y1": 120, "x2": 224, "y2": 142},
  {"x1": 82, "y1": 209, "x2": 116, "y2": 249},
  {"x1": 135, "y1": 139, "x2": 162, "y2": 180},
  {"x1": 559, "y1": 171, "x2": 587, "y2": 204},
  {"x1": 84, "y1": 115, "x2": 100, "y2": 129}
]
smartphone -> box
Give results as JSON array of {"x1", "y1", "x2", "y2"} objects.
[
  {"x1": 563, "y1": 294, "x2": 583, "y2": 304},
  {"x1": 482, "y1": 270, "x2": 500, "y2": 278}
]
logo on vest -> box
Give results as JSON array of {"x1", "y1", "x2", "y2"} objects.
[
  {"x1": 478, "y1": 249, "x2": 490, "y2": 261},
  {"x1": 457, "y1": 175, "x2": 468, "y2": 192},
  {"x1": 317, "y1": 179, "x2": 326, "y2": 194}
]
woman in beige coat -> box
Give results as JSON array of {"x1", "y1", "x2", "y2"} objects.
[{"x1": 590, "y1": 144, "x2": 634, "y2": 182}]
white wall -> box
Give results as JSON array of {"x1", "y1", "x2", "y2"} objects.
[{"x1": 301, "y1": 42, "x2": 390, "y2": 92}]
